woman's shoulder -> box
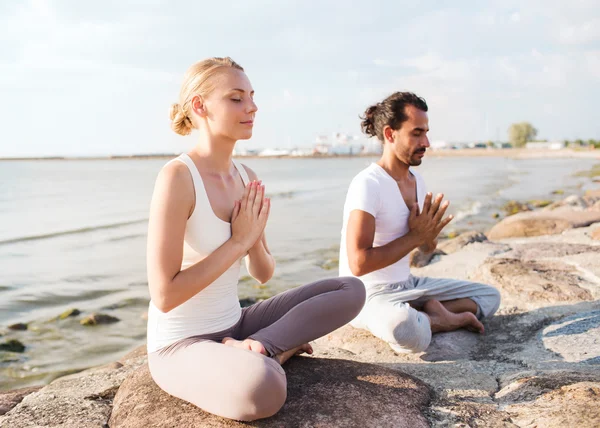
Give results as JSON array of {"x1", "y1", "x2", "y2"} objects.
[
  {"x1": 159, "y1": 158, "x2": 192, "y2": 184},
  {"x1": 154, "y1": 158, "x2": 195, "y2": 202}
]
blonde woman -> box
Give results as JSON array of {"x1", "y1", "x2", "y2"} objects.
[{"x1": 146, "y1": 57, "x2": 365, "y2": 421}]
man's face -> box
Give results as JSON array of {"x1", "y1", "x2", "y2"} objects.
[{"x1": 392, "y1": 105, "x2": 430, "y2": 166}]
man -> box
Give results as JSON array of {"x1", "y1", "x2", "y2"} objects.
[{"x1": 339, "y1": 92, "x2": 501, "y2": 353}]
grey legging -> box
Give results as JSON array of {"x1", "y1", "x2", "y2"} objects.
[{"x1": 148, "y1": 276, "x2": 365, "y2": 421}]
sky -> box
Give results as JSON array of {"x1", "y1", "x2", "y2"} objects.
[{"x1": 1, "y1": 0, "x2": 599, "y2": 157}]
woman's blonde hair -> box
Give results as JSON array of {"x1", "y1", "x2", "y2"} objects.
[{"x1": 169, "y1": 57, "x2": 244, "y2": 136}]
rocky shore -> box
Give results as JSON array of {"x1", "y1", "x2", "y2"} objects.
[{"x1": 2, "y1": 187, "x2": 600, "y2": 427}]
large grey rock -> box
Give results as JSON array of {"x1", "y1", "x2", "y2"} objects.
[
  {"x1": 500, "y1": 242, "x2": 600, "y2": 261},
  {"x1": 504, "y1": 382, "x2": 600, "y2": 427},
  {"x1": 437, "y1": 231, "x2": 488, "y2": 254},
  {"x1": 412, "y1": 241, "x2": 511, "y2": 280},
  {"x1": 109, "y1": 358, "x2": 432, "y2": 428},
  {"x1": 496, "y1": 370, "x2": 600, "y2": 404},
  {"x1": 471, "y1": 258, "x2": 594, "y2": 310},
  {"x1": 409, "y1": 248, "x2": 445, "y2": 267},
  {"x1": 488, "y1": 209, "x2": 600, "y2": 240},
  {"x1": 0, "y1": 386, "x2": 42, "y2": 416},
  {"x1": 0, "y1": 347, "x2": 147, "y2": 428},
  {"x1": 542, "y1": 310, "x2": 600, "y2": 364}
]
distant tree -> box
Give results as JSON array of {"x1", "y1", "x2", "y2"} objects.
[{"x1": 508, "y1": 122, "x2": 538, "y2": 147}]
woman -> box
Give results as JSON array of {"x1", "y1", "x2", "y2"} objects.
[{"x1": 146, "y1": 57, "x2": 365, "y2": 422}]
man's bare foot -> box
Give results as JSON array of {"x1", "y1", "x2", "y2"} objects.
[
  {"x1": 273, "y1": 343, "x2": 313, "y2": 365},
  {"x1": 222, "y1": 337, "x2": 268, "y2": 355},
  {"x1": 423, "y1": 299, "x2": 485, "y2": 334}
]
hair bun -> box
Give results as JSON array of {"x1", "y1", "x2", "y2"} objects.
[
  {"x1": 169, "y1": 103, "x2": 193, "y2": 136},
  {"x1": 360, "y1": 104, "x2": 378, "y2": 138}
]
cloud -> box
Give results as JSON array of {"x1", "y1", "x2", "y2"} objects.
[{"x1": 559, "y1": 18, "x2": 600, "y2": 45}]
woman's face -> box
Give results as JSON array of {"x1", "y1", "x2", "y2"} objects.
[{"x1": 201, "y1": 68, "x2": 258, "y2": 141}]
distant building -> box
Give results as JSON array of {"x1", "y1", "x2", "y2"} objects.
[
  {"x1": 258, "y1": 149, "x2": 291, "y2": 157},
  {"x1": 525, "y1": 141, "x2": 566, "y2": 150},
  {"x1": 362, "y1": 138, "x2": 383, "y2": 155},
  {"x1": 313, "y1": 132, "x2": 364, "y2": 155},
  {"x1": 233, "y1": 148, "x2": 260, "y2": 156}
]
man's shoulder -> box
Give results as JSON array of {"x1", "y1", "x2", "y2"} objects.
[{"x1": 351, "y1": 164, "x2": 383, "y2": 185}]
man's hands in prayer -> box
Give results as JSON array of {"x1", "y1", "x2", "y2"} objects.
[{"x1": 408, "y1": 192, "x2": 453, "y2": 250}]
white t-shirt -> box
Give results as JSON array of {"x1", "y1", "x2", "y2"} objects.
[{"x1": 339, "y1": 163, "x2": 426, "y2": 290}]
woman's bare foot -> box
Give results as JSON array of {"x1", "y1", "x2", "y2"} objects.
[
  {"x1": 423, "y1": 299, "x2": 485, "y2": 334},
  {"x1": 273, "y1": 343, "x2": 313, "y2": 365},
  {"x1": 222, "y1": 337, "x2": 268, "y2": 355}
]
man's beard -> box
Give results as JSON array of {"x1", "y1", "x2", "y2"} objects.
[{"x1": 409, "y1": 148, "x2": 426, "y2": 166}]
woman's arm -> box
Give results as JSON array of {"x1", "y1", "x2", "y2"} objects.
[
  {"x1": 147, "y1": 162, "x2": 264, "y2": 313},
  {"x1": 242, "y1": 165, "x2": 275, "y2": 284}
]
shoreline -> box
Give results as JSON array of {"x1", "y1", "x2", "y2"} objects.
[{"x1": 1, "y1": 148, "x2": 598, "y2": 161}]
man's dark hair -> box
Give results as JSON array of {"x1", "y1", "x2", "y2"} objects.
[{"x1": 360, "y1": 92, "x2": 428, "y2": 141}]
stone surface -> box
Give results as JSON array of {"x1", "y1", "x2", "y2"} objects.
[
  {"x1": 496, "y1": 371, "x2": 600, "y2": 404},
  {"x1": 0, "y1": 348, "x2": 147, "y2": 428},
  {"x1": 471, "y1": 258, "x2": 594, "y2": 310},
  {"x1": 487, "y1": 209, "x2": 600, "y2": 240},
  {"x1": 80, "y1": 313, "x2": 120, "y2": 326},
  {"x1": 437, "y1": 231, "x2": 488, "y2": 254},
  {"x1": 7, "y1": 323, "x2": 27, "y2": 331},
  {"x1": 488, "y1": 213, "x2": 570, "y2": 239},
  {"x1": 542, "y1": 310, "x2": 600, "y2": 364},
  {"x1": 0, "y1": 386, "x2": 42, "y2": 416},
  {"x1": 500, "y1": 242, "x2": 600, "y2": 261},
  {"x1": 409, "y1": 248, "x2": 445, "y2": 268},
  {"x1": 0, "y1": 339, "x2": 25, "y2": 353},
  {"x1": 504, "y1": 382, "x2": 600, "y2": 428},
  {"x1": 110, "y1": 358, "x2": 431, "y2": 428}
]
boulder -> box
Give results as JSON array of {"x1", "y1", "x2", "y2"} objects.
[
  {"x1": 500, "y1": 242, "x2": 600, "y2": 261},
  {"x1": 504, "y1": 382, "x2": 600, "y2": 428},
  {"x1": 7, "y1": 323, "x2": 27, "y2": 331},
  {"x1": 0, "y1": 339, "x2": 25, "y2": 353},
  {"x1": 80, "y1": 313, "x2": 120, "y2": 326},
  {"x1": 109, "y1": 358, "x2": 431, "y2": 428},
  {"x1": 487, "y1": 209, "x2": 600, "y2": 240},
  {"x1": 471, "y1": 258, "x2": 594, "y2": 310},
  {"x1": 0, "y1": 386, "x2": 42, "y2": 416},
  {"x1": 542, "y1": 310, "x2": 600, "y2": 364},
  {"x1": 0, "y1": 346, "x2": 147, "y2": 428},
  {"x1": 409, "y1": 248, "x2": 445, "y2": 267},
  {"x1": 437, "y1": 231, "x2": 488, "y2": 254}
]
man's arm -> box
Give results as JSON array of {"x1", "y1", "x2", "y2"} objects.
[
  {"x1": 346, "y1": 193, "x2": 452, "y2": 276},
  {"x1": 346, "y1": 209, "x2": 423, "y2": 276}
]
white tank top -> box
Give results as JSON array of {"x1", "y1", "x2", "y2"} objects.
[{"x1": 146, "y1": 154, "x2": 249, "y2": 352}]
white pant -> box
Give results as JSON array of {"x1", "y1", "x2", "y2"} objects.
[{"x1": 351, "y1": 275, "x2": 501, "y2": 353}]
